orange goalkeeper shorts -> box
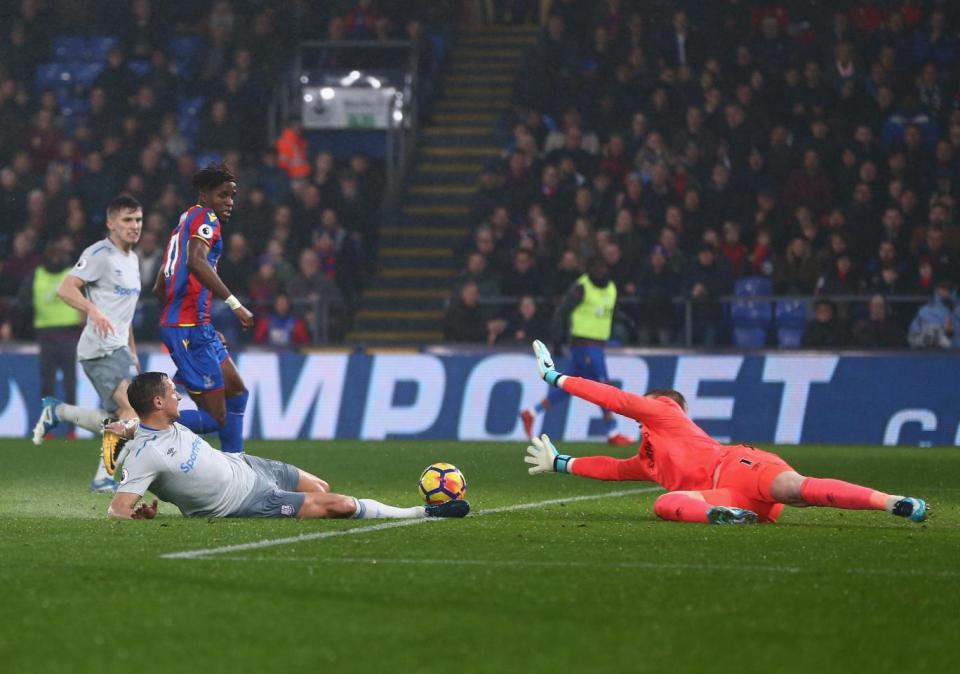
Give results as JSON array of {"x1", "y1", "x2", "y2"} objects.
[{"x1": 709, "y1": 445, "x2": 795, "y2": 523}]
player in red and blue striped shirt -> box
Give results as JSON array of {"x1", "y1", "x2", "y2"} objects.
[{"x1": 153, "y1": 164, "x2": 253, "y2": 452}]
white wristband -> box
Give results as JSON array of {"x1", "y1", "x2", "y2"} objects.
[{"x1": 225, "y1": 294, "x2": 242, "y2": 310}]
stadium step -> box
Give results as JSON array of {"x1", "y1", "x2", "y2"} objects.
[
  {"x1": 445, "y1": 73, "x2": 515, "y2": 85},
  {"x1": 435, "y1": 98, "x2": 505, "y2": 111},
  {"x1": 420, "y1": 146, "x2": 500, "y2": 158},
  {"x1": 408, "y1": 185, "x2": 475, "y2": 196},
  {"x1": 432, "y1": 112, "x2": 497, "y2": 124},
  {"x1": 417, "y1": 162, "x2": 484, "y2": 172},
  {"x1": 402, "y1": 204, "x2": 469, "y2": 216},
  {"x1": 443, "y1": 86, "x2": 512, "y2": 99},
  {"x1": 365, "y1": 288, "x2": 450, "y2": 299},
  {"x1": 355, "y1": 309, "x2": 444, "y2": 321},
  {"x1": 422, "y1": 125, "x2": 492, "y2": 136},
  {"x1": 351, "y1": 24, "x2": 522, "y2": 346},
  {"x1": 449, "y1": 60, "x2": 519, "y2": 71},
  {"x1": 347, "y1": 330, "x2": 444, "y2": 343},
  {"x1": 458, "y1": 35, "x2": 536, "y2": 46}
]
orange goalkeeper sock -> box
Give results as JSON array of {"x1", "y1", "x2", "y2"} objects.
[
  {"x1": 799, "y1": 478, "x2": 890, "y2": 511},
  {"x1": 653, "y1": 493, "x2": 710, "y2": 523}
]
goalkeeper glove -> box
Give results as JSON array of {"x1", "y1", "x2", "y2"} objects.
[
  {"x1": 532, "y1": 339, "x2": 562, "y2": 387},
  {"x1": 524, "y1": 433, "x2": 573, "y2": 475}
]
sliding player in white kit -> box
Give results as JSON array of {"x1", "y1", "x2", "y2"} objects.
[
  {"x1": 108, "y1": 372, "x2": 470, "y2": 520},
  {"x1": 31, "y1": 195, "x2": 143, "y2": 492}
]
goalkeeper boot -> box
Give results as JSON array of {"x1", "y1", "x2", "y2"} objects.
[
  {"x1": 101, "y1": 424, "x2": 128, "y2": 477},
  {"x1": 607, "y1": 433, "x2": 635, "y2": 447},
  {"x1": 520, "y1": 409, "x2": 535, "y2": 438},
  {"x1": 707, "y1": 506, "x2": 758, "y2": 525},
  {"x1": 32, "y1": 397, "x2": 60, "y2": 445},
  {"x1": 892, "y1": 497, "x2": 928, "y2": 523},
  {"x1": 425, "y1": 499, "x2": 470, "y2": 518}
]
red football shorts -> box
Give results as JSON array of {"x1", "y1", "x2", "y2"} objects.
[{"x1": 708, "y1": 446, "x2": 795, "y2": 523}]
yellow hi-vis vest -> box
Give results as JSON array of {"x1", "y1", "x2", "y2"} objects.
[
  {"x1": 32, "y1": 267, "x2": 81, "y2": 329},
  {"x1": 569, "y1": 273, "x2": 616, "y2": 341}
]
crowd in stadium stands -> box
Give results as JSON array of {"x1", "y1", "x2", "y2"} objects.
[
  {"x1": 0, "y1": 0, "x2": 450, "y2": 345},
  {"x1": 448, "y1": 0, "x2": 960, "y2": 349}
]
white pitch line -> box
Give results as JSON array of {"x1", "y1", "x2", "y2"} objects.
[
  {"x1": 189, "y1": 556, "x2": 960, "y2": 579},
  {"x1": 160, "y1": 486, "x2": 661, "y2": 560}
]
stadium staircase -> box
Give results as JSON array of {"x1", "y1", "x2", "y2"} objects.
[{"x1": 347, "y1": 24, "x2": 539, "y2": 346}]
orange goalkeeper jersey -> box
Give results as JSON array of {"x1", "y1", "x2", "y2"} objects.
[{"x1": 562, "y1": 377, "x2": 726, "y2": 492}]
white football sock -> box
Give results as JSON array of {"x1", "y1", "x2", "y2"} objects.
[
  {"x1": 352, "y1": 498, "x2": 426, "y2": 519},
  {"x1": 55, "y1": 403, "x2": 108, "y2": 433}
]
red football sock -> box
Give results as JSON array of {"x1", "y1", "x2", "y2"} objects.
[
  {"x1": 653, "y1": 492, "x2": 711, "y2": 523},
  {"x1": 799, "y1": 478, "x2": 889, "y2": 511}
]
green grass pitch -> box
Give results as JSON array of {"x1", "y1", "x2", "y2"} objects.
[{"x1": 2, "y1": 438, "x2": 959, "y2": 674}]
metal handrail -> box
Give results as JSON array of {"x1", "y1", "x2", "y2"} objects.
[{"x1": 442, "y1": 293, "x2": 933, "y2": 347}]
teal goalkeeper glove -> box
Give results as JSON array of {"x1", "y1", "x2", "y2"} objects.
[
  {"x1": 532, "y1": 339, "x2": 562, "y2": 387},
  {"x1": 524, "y1": 433, "x2": 573, "y2": 475}
]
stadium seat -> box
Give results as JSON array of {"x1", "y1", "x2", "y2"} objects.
[
  {"x1": 775, "y1": 299, "x2": 807, "y2": 327},
  {"x1": 775, "y1": 300, "x2": 807, "y2": 348},
  {"x1": 170, "y1": 34, "x2": 202, "y2": 79},
  {"x1": 734, "y1": 276, "x2": 773, "y2": 297},
  {"x1": 86, "y1": 36, "x2": 119, "y2": 62},
  {"x1": 777, "y1": 328, "x2": 805, "y2": 348},
  {"x1": 733, "y1": 327, "x2": 767, "y2": 348},
  {"x1": 52, "y1": 37, "x2": 87, "y2": 62},
  {"x1": 177, "y1": 96, "x2": 205, "y2": 147},
  {"x1": 195, "y1": 153, "x2": 225, "y2": 168},
  {"x1": 34, "y1": 63, "x2": 73, "y2": 92},
  {"x1": 730, "y1": 296, "x2": 772, "y2": 347},
  {"x1": 128, "y1": 60, "x2": 151, "y2": 77},
  {"x1": 72, "y1": 62, "x2": 104, "y2": 88}
]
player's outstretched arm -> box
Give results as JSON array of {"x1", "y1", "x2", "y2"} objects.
[
  {"x1": 107, "y1": 492, "x2": 158, "y2": 520},
  {"x1": 525, "y1": 433, "x2": 574, "y2": 475},
  {"x1": 531, "y1": 340, "x2": 671, "y2": 425},
  {"x1": 186, "y1": 238, "x2": 253, "y2": 329}
]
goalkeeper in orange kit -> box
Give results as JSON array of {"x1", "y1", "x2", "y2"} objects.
[{"x1": 524, "y1": 341, "x2": 928, "y2": 524}]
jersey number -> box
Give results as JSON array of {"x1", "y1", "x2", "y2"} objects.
[
  {"x1": 163, "y1": 212, "x2": 189, "y2": 278},
  {"x1": 163, "y1": 234, "x2": 180, "y2": 279}
]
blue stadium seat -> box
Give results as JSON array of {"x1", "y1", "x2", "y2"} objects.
[
  {"x1": 170, "y1": 34, "x2": 202, "y2": 79},
  {"x1": 733, "y1": 327, "x2": 768, "y2": 348},
  {"x1": 195, "y1": 153, "x2": 224, "y2": 168},
  {"x1": 72, "y1": 62, "x2": 104, "y2": 88},
  {"x1": 52, "y1": 37, "x2": 87, "y2": 62},
  {"x1": 34, "y1": 63, "x2": 73, "y2": 92},
  {"x1": 730, "y1": 299, "x2": 772, "y2": 326},
  {"x1": 774, "y1": 299, "x2": 807, "y2": 328},
  {"x1": 86, "y1": 36, "x2": 119, "y2": 62},
  {"x1": 734, "y1": 276, "x2": 773, "y2": 297},
  {"x1": 177, "y1": 96, "x2": 205, "y2": 147},
  {"x1": 774, "y1": 300, "x2": 807, "y2": 347},
  {"x1": 777, "y1": 328, "x2": 805, "y2": 348},
  {"x1": 128, "y1": 60, "x2": 151, "y2": 77}
]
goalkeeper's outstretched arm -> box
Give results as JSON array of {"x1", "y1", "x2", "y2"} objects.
[
  {"x1": 531, "y1": 340, "x2": 678, "y2": 426},
  {"x1": 524, "y1": 433, "x2": 654, "y2": 481}
]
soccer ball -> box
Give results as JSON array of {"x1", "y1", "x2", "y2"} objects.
[{"x1": 418, "y1": 463, "x2": 467, "y2": 505}]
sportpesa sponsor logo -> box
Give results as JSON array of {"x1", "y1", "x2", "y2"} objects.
[
  {"x1": 113, "y1": 285, "x2": 141, "y2": 296},
  {"x1": 180, "y1": 437, "x2": 202, "y2": 473}
]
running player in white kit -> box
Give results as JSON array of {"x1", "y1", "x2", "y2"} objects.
[
  {"x1": 108, "y1": 372, "x2": 470, "y2": 520},
  {"x1": 31, "y1": 195, "x2": 143, "y2": 492}
]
